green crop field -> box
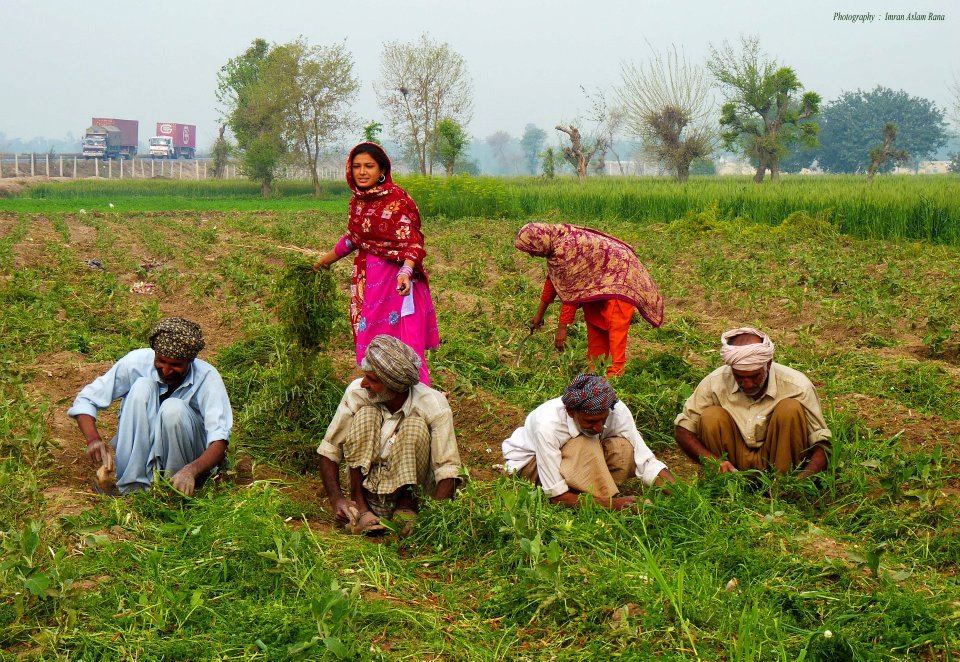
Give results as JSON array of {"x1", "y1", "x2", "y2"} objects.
[{"x1": 0, "y1": 176, "x2": 958, "y2": 660}]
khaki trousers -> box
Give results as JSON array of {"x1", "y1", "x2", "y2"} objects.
[
  {"x1": 518, "y1": 435, "x2": 636, "y2": 501},
  {"x1": 699, "y1": 399, "x2": 811, "y2": 473}
]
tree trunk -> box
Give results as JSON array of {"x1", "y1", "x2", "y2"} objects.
[
  {"x1": 576, "y1": 155, "x2": 588, "y2": 183},
  {"x1": 676, "y1": 163, "x2": 690, "y2": 183},
  {"x1": 261, "y1": 176, "x2": 272, "y2": 197},
  {"x1": 769, "y1": 157, "x2": 780, "y2": 181},
  {"x1": 753, "y1": 157, "x2": 767, "y2": 183}
]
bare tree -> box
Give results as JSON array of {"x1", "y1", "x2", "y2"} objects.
[
  {"x1": 617, "y1": 45, "x2": 715, "y2": 182},
  {"x1": 555, "y1": 89, "x2": 618, "y2": 182},
  {"x1": 376, "y1": 34, "x2": 473, "y2": 175},
  {"x1": 867, "y1": 123, "x2": 908, "y2": 182},
  {"x1": 949, "y1": 72, "x2": 960, "y2": 130}
]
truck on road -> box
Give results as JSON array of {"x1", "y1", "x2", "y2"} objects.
[
  {"x1": 82, "y1": 118, "x2": 138, "y2": 160},
  {"x1": 149, "y1": 122, "x2": 197, "y2": 159}
]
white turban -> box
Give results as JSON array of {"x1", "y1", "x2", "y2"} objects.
[{"x1": 720, "y1": 327, "x2": 775, "y2": 371}]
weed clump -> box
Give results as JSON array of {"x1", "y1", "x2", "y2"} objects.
[{"x1": 273, "y1": 257, "x2": 342, "y2": 348}]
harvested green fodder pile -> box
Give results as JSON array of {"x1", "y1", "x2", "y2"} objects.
[{"x1": 273, "y1": 257, "x2": 342, "y2": 348}]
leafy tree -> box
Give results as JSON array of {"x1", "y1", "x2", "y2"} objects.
[
  {"x1": 433, "y1": 118, "x2": 470, "y2": 176},
  {"x1": 948, "y1": 152, "x2": 960, "y2": 174},
  {"x1": 519, "y1": 124, "x2": 547, "y2": 174},
  {"x1": 617, "y1": 45, "x2": 715, "y2": 182},
  {"x1": 264, "y1": 38, "x2": 360, "y2": 195},
  {"x1": 815, "y1": 87, "x2": 948, "y2": 173},
  {"x1": 708, "y1": 36, "x2": 820, "y2": 183},
  {"x1": 375, "y1": 34, "x2": 473, "y2": 175},
  {"x1": 363, "y1": 121, "x2": 383, "y2": 144},
  {"x1": 867, "y1": 123, "x2": 908, "y2": 181},
  {"x1": 541, "y1": 147, "x2": 558, "y2": 179},
  {"x1": 486, "y1": 131, "x2": 518, "y2": 174},
  {"x1": 217, "y1": 38, "x2": 284, "y2": 195},
  {"x1": 211, "y1": 124, "x2": 230, "y2": 179}
]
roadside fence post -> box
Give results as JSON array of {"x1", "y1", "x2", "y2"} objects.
[
  {"x1": 31, "y1": 153, "x2": 35, "y2": 176},
  {"x1": 179, "y1": 161, "x2": 183, "y2": 179},
  {"x1": 94, "y1": 158, "x2": 99, "y2": 178},
  {"x1": 195, "y1": 160, "x2": 199, "y2": 180},
  {"x1": 14, "y1": 153, "x2": 19, "y2": 176},
  {"x1": 108, "y1": 158, "x2": 112, "y2": 179},
  {"x1": 59, "y1": 155, "x2": 63, "y2": 177},
  {"x1": 151, "y1": 160, "x2": 155, "y2": 178},
  {"x1": 73, "y1": 156, "x2": 77, "y2": 178},
  {"x1": 45, "y1": 154, "x2": 49, "y2": 177}
]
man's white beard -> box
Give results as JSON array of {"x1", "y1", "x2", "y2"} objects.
[
  {"x1": 575, "y1": 423, "x2": 601, "y2": 438},
  {"x1": 367, "y1": 387, "x2": 399, "y2": 404}
]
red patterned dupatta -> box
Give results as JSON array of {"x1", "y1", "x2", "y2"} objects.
[
  {"x1": 515, "y1": 222, "x2": 664, "y2": 328},
  {"x1": 344, "y1": 143, "x2": 430, "y2": 336}
]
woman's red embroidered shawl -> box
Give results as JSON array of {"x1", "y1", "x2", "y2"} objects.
[{"x1": 345, "y1": 143, "x2": 427, "y2": 274}]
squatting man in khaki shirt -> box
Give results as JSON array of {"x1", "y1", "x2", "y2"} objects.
[
  {"x1": 675, "y1": 326, "x2": 830, "y2": 478},
  {"x1": 318, "y1": 335, "x2": 462, "y2": 535}
]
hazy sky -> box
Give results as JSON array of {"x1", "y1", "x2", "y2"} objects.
[{"x1": 2, "y1": 0, "x2": 956, "y2": 149}]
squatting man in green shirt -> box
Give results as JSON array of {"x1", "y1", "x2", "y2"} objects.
[
  {"x1": 317, "y1": 335, "x2": 462, "y2": 535},
  {"x1": 675, "y1": 326, "x2": 830, "y2": 477}
]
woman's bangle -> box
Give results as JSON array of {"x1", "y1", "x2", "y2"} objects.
[
  {"x1": 86, "y1": 438, "x2": 103, "y2": 446},
  {"x1": 398, "y1": 265, "x2": 414, "y2": 278}
]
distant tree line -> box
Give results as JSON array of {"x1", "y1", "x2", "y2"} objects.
[{"x1": 209, "y1": 32, "x2": 957, "y2": 194}]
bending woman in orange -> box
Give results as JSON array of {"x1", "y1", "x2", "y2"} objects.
[{"x1": 517, "y1": 223, "x2": 664, "y2": 377}]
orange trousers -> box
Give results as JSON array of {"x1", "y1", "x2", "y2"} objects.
[{"x1": 583, "y1": 300, "x2": 635, "y2": 377}]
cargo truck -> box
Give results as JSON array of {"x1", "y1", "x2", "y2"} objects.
[
  {"x1": 81, "y1": 118, "x2": 138, "y2": 160},
  {"x1": 149, "y1": 122, "x2": 197, "y2": 159}
]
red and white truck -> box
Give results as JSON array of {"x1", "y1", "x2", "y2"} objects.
[
  {"x1": 149, "y1": 122, "x2": 197, "y2": 159},
  {"x1": 82, "y1": 118, "x2": 139, "y2": 160}
]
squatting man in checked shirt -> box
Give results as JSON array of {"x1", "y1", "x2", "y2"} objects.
[
  {"x1": 69, "y1": 318, "x2": 232, "y2": 496},
  {"x1": 674, "y1": 327, "x2": 830, "y2": 477},
  {"x1": 317, "y1": 335, "x2": 462, "y2": 535},
  {"x1": 502, "y1": 373, "x2": 675, "y2": 510}
]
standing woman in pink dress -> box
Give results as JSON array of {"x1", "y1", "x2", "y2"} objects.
[{"x1": 313, "y1": 142, "x2": 440, "y2": 385}]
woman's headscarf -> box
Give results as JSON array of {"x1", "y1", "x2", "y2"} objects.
[
  {"x1": 515, "y1": 222, "x2": 664, "y2": 327},
  {"x1": 345, "y1": 142, "x2": 426, "y2": 270}
]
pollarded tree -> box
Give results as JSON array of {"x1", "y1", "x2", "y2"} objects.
[
  {"x1": 867, "y1": 123, "x2": 908, "y2": 182},
  {"x1": 555, "y1": 89, "x2": 619, "y2": 182},
  {"x1": 617, "y1": 45, "x2": 715, "y2": 182},
  {"x1": 816, "y1": 87, "x2": 947, "y2": 173},
  {"x1": 433, "y1": 118, "x2": 470, "y2": 176},
  {"x1": 708, "y1": 36, "x2": 821, "y2": 183},
  {"x1": 375, "y1": 34, "x2": 473, "y2": 175},
  {"x1": 264, "y1": 38, "x2": 360, "y2": 195}
]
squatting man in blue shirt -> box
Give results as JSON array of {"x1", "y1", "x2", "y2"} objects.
[{"x1": 68, "y1": 318, "x2": 233, "y2": 495}]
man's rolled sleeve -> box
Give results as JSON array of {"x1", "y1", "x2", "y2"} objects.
[
  {"x1": 608, "y1": 403, "x2": 668, "y2": 487},
  {"x1": 426, "y1": 397, "x2": 462, "y2": 483},
  {"x1": 317, "y1": 380, "x2": 363, "y2": 464},
  {"x1": 317, "y1": 440, "x2": 343, "y2": 464},
  {"x1": 532, "y1": 430, "x2": 568, "y2": 498},
  {"x1": 67, "y1": 358, "x2": 132, "y2": 420},
  {"x1": 196, "y1": 371, "x2": 233, "y2": 446}
]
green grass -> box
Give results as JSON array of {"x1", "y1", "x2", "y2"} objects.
[{"x1": 0, "y1": 180, "x2": 958, "y2": 660}]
